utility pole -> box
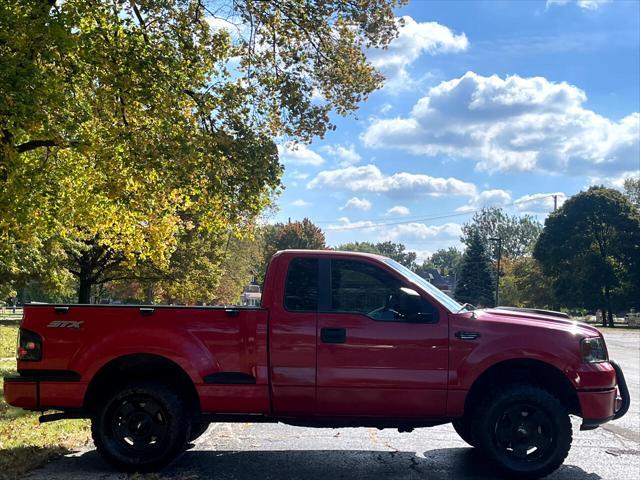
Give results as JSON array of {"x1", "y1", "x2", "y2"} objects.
[
  {"x1": 490, "y1": 237, "x2": 502, "y2": 307},
  {"x1": 553, "y1": 195, "x2": 558, "y2": 212}
]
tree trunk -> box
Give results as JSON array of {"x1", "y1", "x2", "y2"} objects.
[
  {"x1": 607, "y1": 308, "x2": 614, "y2": 328},
  {"x1": 145, "y1": 283, "x2": 154, "y2": 304},
  {"x1": 78, "y1": 276, "x2": 92, "y2": 304}
]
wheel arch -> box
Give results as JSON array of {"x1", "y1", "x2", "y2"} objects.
[
  {"x1": 464, "y1": 358, "x2": 581, "y2": 417},
  {"x1": 84, "y1": 353, "x2": 200, "y2": 414}
]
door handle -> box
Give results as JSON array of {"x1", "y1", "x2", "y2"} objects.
[{"x1": 321, "y1": 327, "x2": 346, "y2": 344}]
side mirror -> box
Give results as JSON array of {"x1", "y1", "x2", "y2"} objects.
[{"x1": 398, "y1": 287, "x2": 437, "y2": 323}]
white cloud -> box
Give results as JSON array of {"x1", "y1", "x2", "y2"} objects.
[
  {"x1": 386, "y1": 205, "x2": 411, "y2": 216},
  {"x1": 328, "y1": 217, "x2": 380, "y2": 232},
  {"x1": 291, "y1": 198, "x2": 311, "y2": 207},
  {"x1": 278, "y1": 142, "x2": 324, "y2": 166},
  {"x1": 380, "y1": 103, "x2": 393, "y2": 115},
  {"x1": 322, "y1": 144, "x2": 362, "y2": 166},
  {"x1": 383, "y1": 222, "x2": 462, "y2": 241},
  {"x1": 456, "y1": 189, "x2": 512, "y2": 212},
  {"x1": 546, "y1": 0, "x2": 610, "y2": 10},
  {"x1": 340, "y1": 197, "x2": 372, "y2": 211},
  {"x1": 362, "y1": 71, "x2": 639, "y2": 175},
  {"x1": 367, "y1": 16, "x2": 469, "y2": 92},
  {"x1": 413, "y1": 250, "x2": 434, "y2": 263},
  {"x1": 513, "y1": 192, "x2": 567, "y2": 213},
  {"x1": 307, "y1": 164, "x2": 476, "y2": 197},
  {"x1": 588, "y1": 171, "x2": 639, "y2": 190}
]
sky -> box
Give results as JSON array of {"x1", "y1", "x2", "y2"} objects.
[{"x1": 273, "y1": 0, "x2": 640, "y2": 262}]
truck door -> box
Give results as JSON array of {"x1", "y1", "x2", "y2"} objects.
[
  {"x1": 268, "y1": 256, "x2": 319, "y2": 415},
  {"x1": 316, "y1": 257, "x2": 449, "y2": 417}
]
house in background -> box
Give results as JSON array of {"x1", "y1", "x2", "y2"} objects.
[
  {"x1": 418, "y1": 268, "x2": 456, "y2": 295},
  {"x1": 239, "y1": 282, "x2": 262, "y2": 307}
]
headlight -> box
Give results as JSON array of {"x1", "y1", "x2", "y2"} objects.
[{"x1": 580, "y1": 337, "x2": 608, "y2": 363}]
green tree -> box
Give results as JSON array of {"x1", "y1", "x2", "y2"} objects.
[
  {"x1": 455, "y1": 231, "x2": 495, "y2": 307},
  {"x1": 415, "y1": 247, "x2": 462, "y2": 277},
  {"x1": 375, "y1": 241, "x2": 417, "y2": 268},
  {"x1": 461, "y1": 207, "x2": 543, "y2": 261},
  {"x1": 534, "y1": 187, "x2": 640, "y2": 327},
  {"x1": 261, "y1": 218, "x2": 326, "y2": 277},
  {"x1": 1, "y1": 0, "x2": 401, "y2": 302},
  {"x1": 500, "y1": 257, "x2": 555, "y2": 309},
  {"x1": 335, "y1": 241, "x2": 416, "y2": 268},
  {"x1": 335, "y1": 241, "x2": 380, "y2": 254}
]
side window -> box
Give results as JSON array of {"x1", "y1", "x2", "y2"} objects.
[
  {"x1": 284, "y1": 258, "x2": 318, "y2": 312},
  {"x1": 330, "y1": 259, "x2": 400, "y2": 317},
  {"x1": 330, "y1": 259, "x2": 438, "y2": 323}
]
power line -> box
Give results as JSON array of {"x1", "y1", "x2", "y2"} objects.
[{"x1": 322, "y1": 194, "x2": 558, "y2": 232}]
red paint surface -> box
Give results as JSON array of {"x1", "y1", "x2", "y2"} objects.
[{"x1": 3, "y1": 250, "x2": 623, "y2": 426}]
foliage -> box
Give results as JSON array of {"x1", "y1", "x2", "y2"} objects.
[
  {"x1": 499, "y1": 257, "x2": 555, "y2": 309},
  {"x1": 261, "y1": 218, "x2": 326, "y2": 278},
  {"x1": 335, "y1": 241, "x2": 381, "y2": 255},
  {"x1": 534, "y1": 187, "x2": 640, "y2": 326},
  {"x1": 335, "y1": 241, "x2": 417, "y2": 268},
  {"x1": 208, "y1": 233, "x2": 265, "y2": 304},
  {"x1": 623, "y1": 176, "x2": 640, "y2": 208},
  {"x1": 455, "y1": 231, "x2": 495, "y2": 307},
  {"x1": 415, "y1": 247, "x2": 462, "y2": 278},
  {"x1": 375, "y1": 241, "x2": 417, "y2": 268},
  {"x1": 461, "y1": 207, "x2": 543, "y2": 261},
  {"x1": 0, "y1": 0, "x2": 402, "y2": 302}
]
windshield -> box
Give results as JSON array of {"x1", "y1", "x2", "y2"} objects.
[{"x1": 384, "y1": 258, "x2": 463, "y2": 313}]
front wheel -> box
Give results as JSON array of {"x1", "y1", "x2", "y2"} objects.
[
  {"x1": 92, "y1": 382, "x2": 191, "y2": 472},
  {"x1": 472, "y1": 384, "x2": 572, "y2": 479}
]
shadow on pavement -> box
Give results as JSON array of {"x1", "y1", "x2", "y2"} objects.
[{"x1": 32, "y1": 447, "x2": 603, "y2": 480}]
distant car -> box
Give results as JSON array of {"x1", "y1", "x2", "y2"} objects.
[{"x1": 4, "y1": 250, "x2": 630, "y2": 479}]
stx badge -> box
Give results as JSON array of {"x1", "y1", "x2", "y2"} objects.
[{"x1": 47, "y1": 320, "x2": 84, "y2": 329}]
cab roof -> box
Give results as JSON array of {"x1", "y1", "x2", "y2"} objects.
[{"x1": 274, "y1": 249, "x2": 388, "y2": 261}]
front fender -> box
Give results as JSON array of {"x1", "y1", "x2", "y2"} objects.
[{"x1": 449, "y1": 327, "x2": 581, "y2": 391}]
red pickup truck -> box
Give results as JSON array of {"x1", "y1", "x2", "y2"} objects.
[{"x1": 4, "y1": 250, "x2": 629, "y2": 478}]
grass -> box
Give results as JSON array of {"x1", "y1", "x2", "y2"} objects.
[
  {"x1": 0, "y1": 326, "x2": 18, "y2": 358},
  {"x1": 0, "y1": 325, "x2": 91, "y2": 480}
]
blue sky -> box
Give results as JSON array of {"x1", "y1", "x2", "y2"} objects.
[{"x1": 273, "y1": 0, "x2": 640, "y2": 261}]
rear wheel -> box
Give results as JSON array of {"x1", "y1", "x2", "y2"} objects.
[
  {"x1": 92, "y1": 382, "x2": 191, "y2": 472},
  {"x1": 189, "y1": 419, "x2": 210, "y2": 442},
  {"x1": 452, "y1": 417, "x2": 476, "y2": 447},
  {"x1": 472, "y1": 384, "x2": 572, "y2": 479}
]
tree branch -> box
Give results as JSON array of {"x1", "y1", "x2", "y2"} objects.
[{"x1": 15, "y1": 138, "x2": 80, "y2": 153}]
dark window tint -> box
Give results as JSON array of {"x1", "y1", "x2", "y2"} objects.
[
  {"x1": 284, "y1": 258, "x2": 319, "y2": 311},
  {"x1": 330, "y1": 260, "x2": 400, "y2": 316}
]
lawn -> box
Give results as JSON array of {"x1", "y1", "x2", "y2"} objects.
[{"x1": 0, "y1": 325, "x2": 90, "y2": 480}]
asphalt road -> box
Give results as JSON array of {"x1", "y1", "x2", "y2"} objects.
[{"x1": 27, "y1": 330, "x2": 640, "y2": 480}]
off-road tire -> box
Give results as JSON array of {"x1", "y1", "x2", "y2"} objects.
[
  {"x1": 92, "y1": 381, "x2": 191, "y2": 472},
  {"x1": 189, "y1": 419, "x2": 210, "y2": 442},
  {"x1": 452, "y1": 417, "x2": 476, "y2": 447},
  {"x1": 472, "y1": 384, "x2": 572, "y2": 479}
]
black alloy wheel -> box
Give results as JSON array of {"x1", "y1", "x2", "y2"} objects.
[
  {"x1": 109, "y1": 394, "x2": 169, "y2": 454},
  {"x1": 493, "y1": 402, "x2": 555, "y2": 463},
  {"x1": 92, "y1": 382, "x2": 191, "y2": 472}
]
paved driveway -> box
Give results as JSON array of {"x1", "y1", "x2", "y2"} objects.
[{"x1": 27, "y1": 330, "x2": 640, "y2": 480}]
